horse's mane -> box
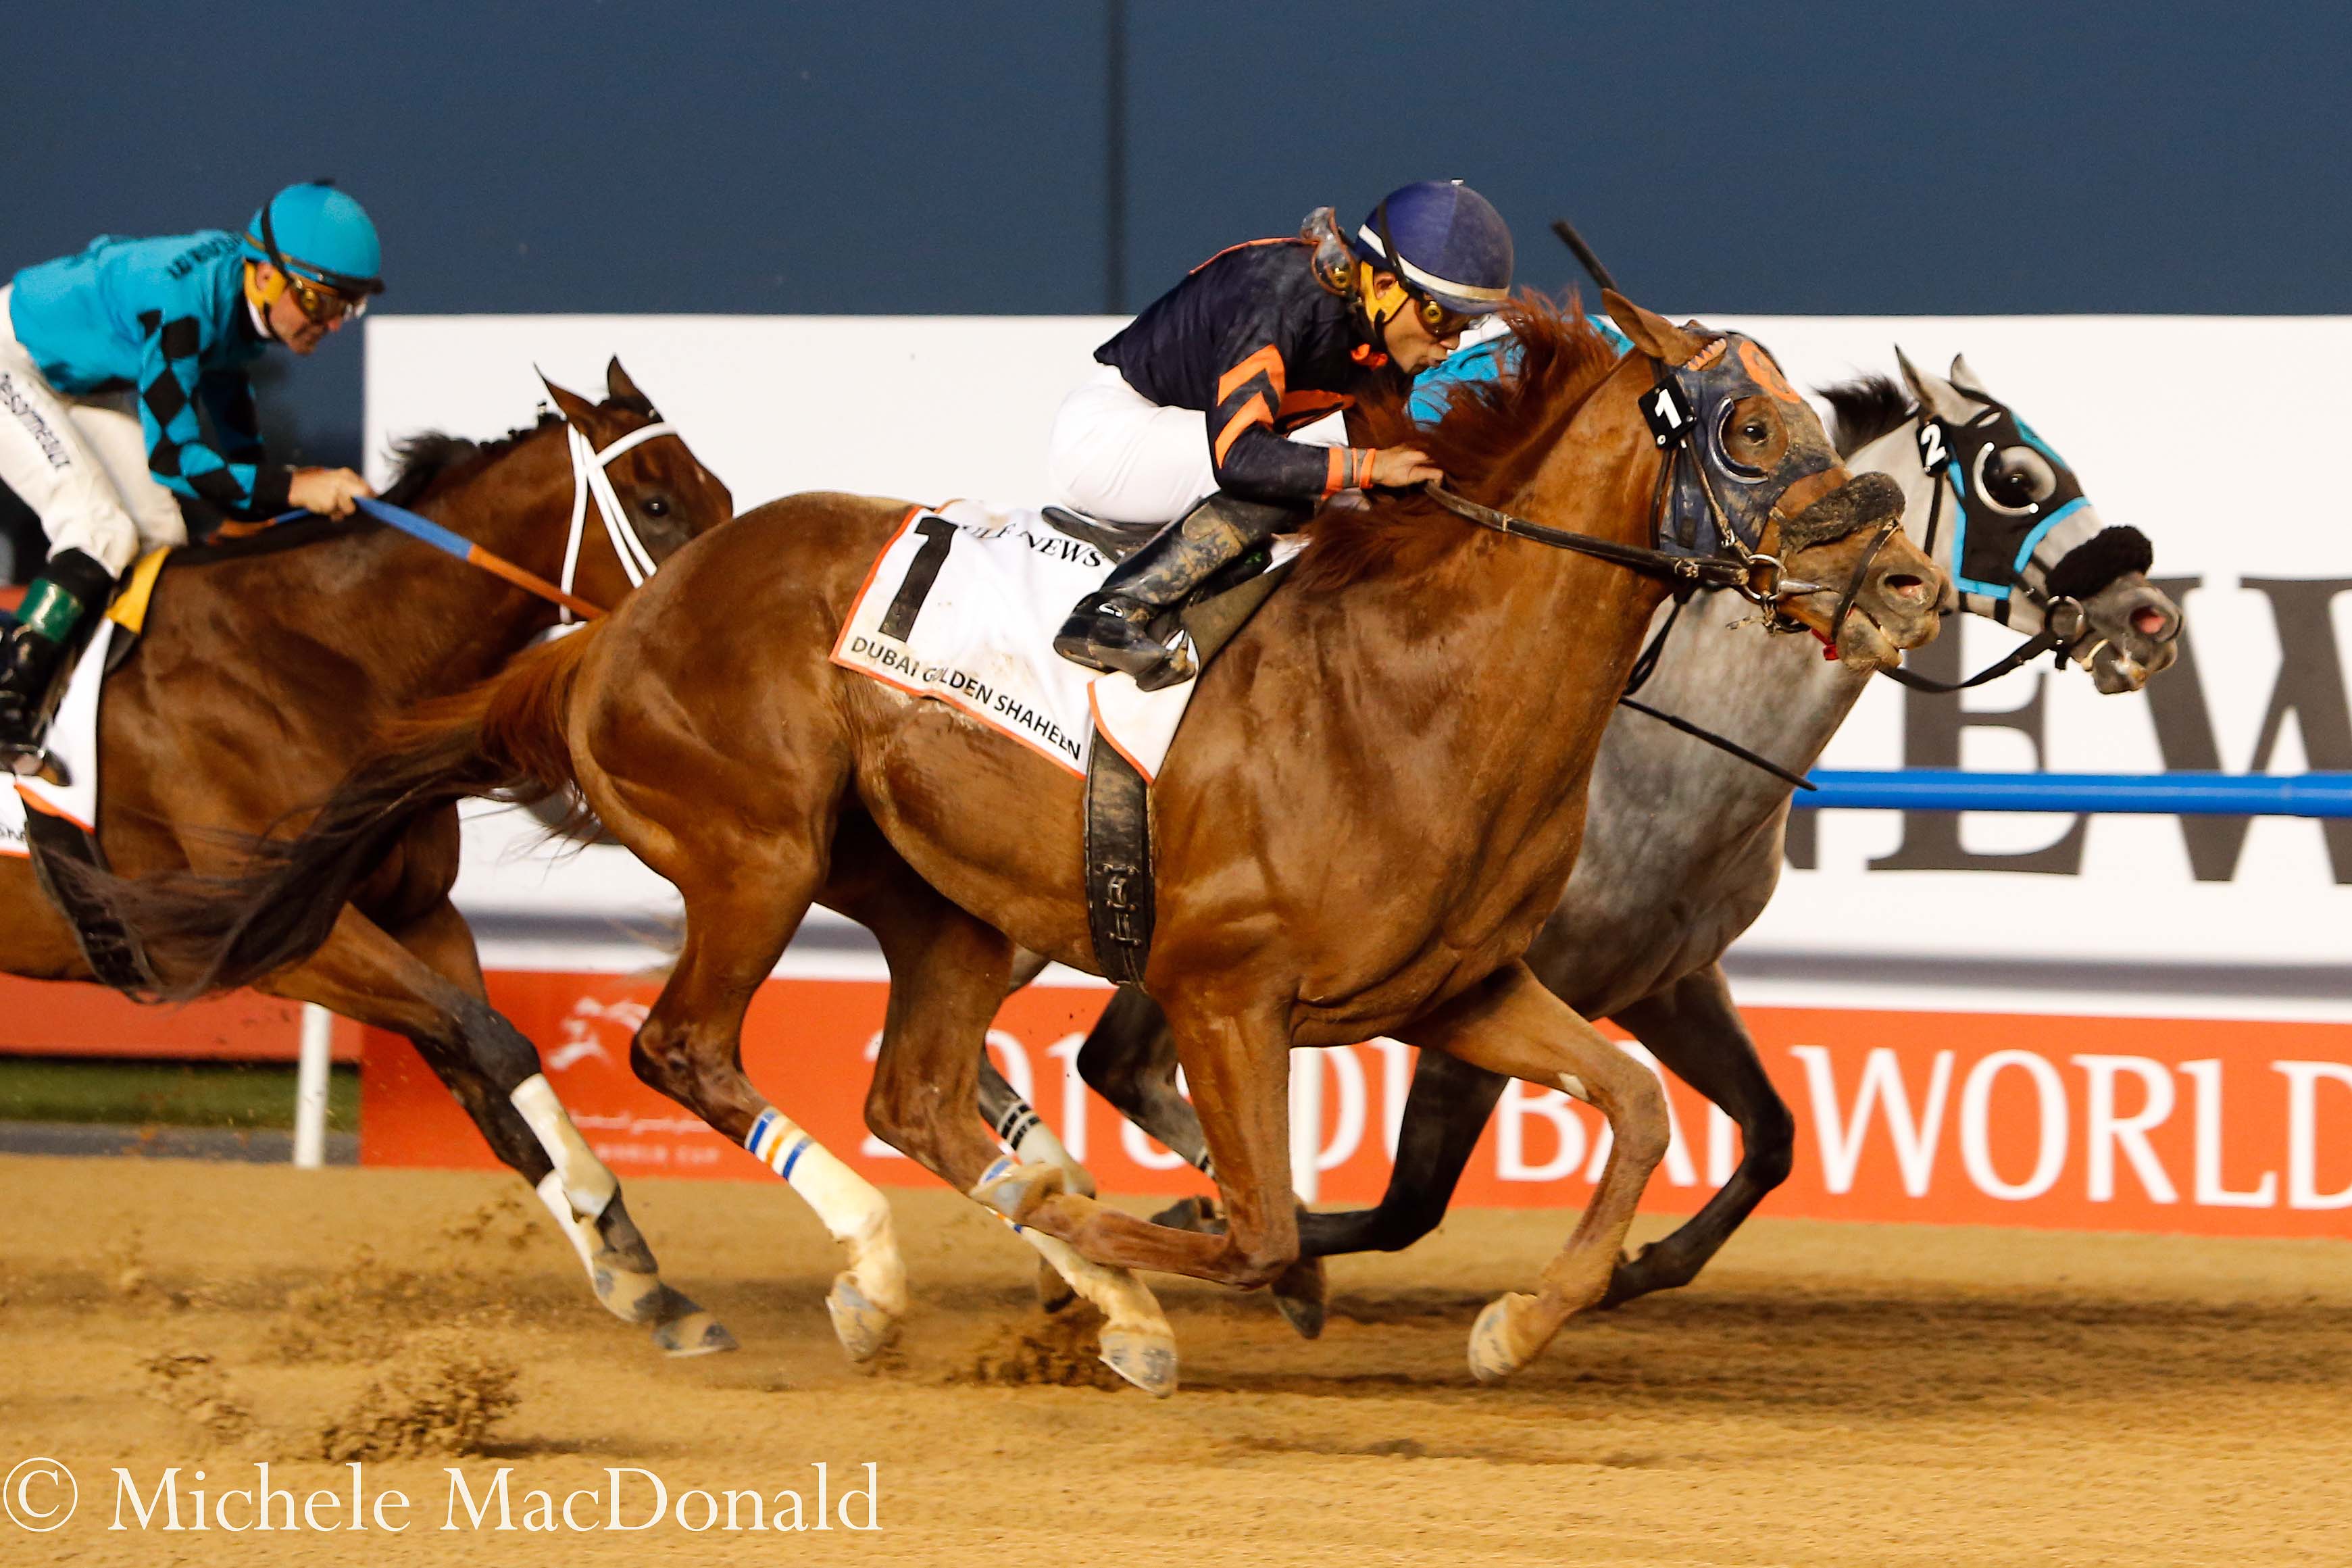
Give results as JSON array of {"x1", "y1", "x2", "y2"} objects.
[
  {"x1": 1292, "y1": 293, "x2": 1622, "y2": 592},
  {"x1": 375, "y1": 389, "x2": 657, "y2": 511},
  {"x1": 1818, "y1": 374, "x2": 1913, "y2": 460}
]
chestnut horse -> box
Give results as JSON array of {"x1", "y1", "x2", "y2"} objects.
[
  {"x1": 80, "y1": 295, "x2": 1943, "y2": 1393},
  {"x1": 14, "y1": 363, "x2": 737, "y2": 1351}
]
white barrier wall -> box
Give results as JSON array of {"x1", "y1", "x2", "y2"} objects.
[{"x1": 366, "y1": 313, "x2": 2352, "y2": 1022}]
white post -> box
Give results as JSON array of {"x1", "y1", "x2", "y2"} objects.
[
  {"x1": 1289, "y1": 1049, "x2": 1322, "y2": 1204},
  {"x1": 293, "y1": 1004, "x2": 334, "y2": 1168}
]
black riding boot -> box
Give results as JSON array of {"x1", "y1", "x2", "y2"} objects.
[
  {"x1": 1053, "y1": 493, "x2": 1297, "y2": 690},
  {"x1": 0, "y1": 548, "x2": 117, "y2": 775}
]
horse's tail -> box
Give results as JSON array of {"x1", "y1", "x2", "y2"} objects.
[{"x1": 66, "y1": 622, "x2": 603, "y2": 1001}]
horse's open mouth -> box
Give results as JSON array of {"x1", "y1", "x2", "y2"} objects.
[{"x1": 1834, "y1": 607, "x2": 1903, "y2": 672}]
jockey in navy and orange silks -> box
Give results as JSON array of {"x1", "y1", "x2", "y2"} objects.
[
  {"x1": 1051, "y1": 179, "x2": 1516, "y2": 689},
  {"x1": 0, "y1": 182, "x2": 384, "y2": 770}
]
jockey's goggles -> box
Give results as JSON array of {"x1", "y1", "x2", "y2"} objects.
[
  {"x1": 280, "y1": 270, "x2": 367, "y2": 324},
  {"x1": 1361, "y1": 266, "x2": 1476, "y2": 340}
]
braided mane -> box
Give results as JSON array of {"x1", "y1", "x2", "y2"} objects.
[{"x1": 1293, "y1": 293, "x2": 1622, "y2": 592}]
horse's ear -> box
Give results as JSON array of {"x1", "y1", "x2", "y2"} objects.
[
  {"x1": 1897, "y1": 347, "x2": 1977, "y2": 424},
  {"x1": 539, "y1": 371, "x2": 602, "y2": 433},
  {"x1": 605, "y1": 357, "x2": 658, "y2": 415},
  {"x1": 1947, "y1": 353, "x2": 1992, "y2": 401},
  {"x1": 1602, "y1": 289, "x2": 1703, "y2": 365}
]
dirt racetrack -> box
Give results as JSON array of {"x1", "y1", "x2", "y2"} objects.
[{"x1": 3, "y1": 1153, "x2": 2349, "y2": 1566}]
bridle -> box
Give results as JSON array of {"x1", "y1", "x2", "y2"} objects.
[
  {"x1": 1422, "y1": 332, "x2": 1902, "y2": 647},
  {"x1": 554, "y1": 418, "x2": 678, "y2": 623},
  {"x1": 1879, "y1": 402, "x2": 2091, "y2": 692},
  {"x1": 299, "y1": 411, "x2": 684, "y2": 622}
]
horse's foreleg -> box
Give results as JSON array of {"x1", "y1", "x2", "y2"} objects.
[
  {"x1": 1069, "y1": 986, "x2": 1340, "y2": 1336},
  {"x1": 1597, "y1": 961, "x2": 1792, "y2": 1308},
  {"x1": 1399, "y1": 960, "x2": 1669, "y2": 1383},
  {"x1": 1024, "y1": 989, "x2": 1301, "y2": 1296},
  {"x1": 263, "y1": 907, "x2": 730, "y2": 1353},
  {"x1": 1075, "y1": 986, "x2": 1211, "y2": 1173},
  {"x1": 855, "y1": 887, "x2": 1176, "y2": 1396},
  {"x1": 1284, "y1": 1044, "x2": 1507, "y2": 1295},
  {"x1": 628, "y1": 875, "x2": 905, "y2": 1363}
]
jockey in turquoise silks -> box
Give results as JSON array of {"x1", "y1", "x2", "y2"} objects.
[{"x1": 0, "y1": 181, "x2": 384, "y2": 771}]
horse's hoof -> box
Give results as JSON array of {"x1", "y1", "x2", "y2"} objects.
[
  {"x1": 1036, "y1": 1256, "x2": 1079, "y2": 1314},
  {"x1": 826, "y1": 1271, "x2": 901, "y2": 1363},
  {"x1": 1468, "y1": 1292, "x2": 1538, "y2": 1384},
  {"x1": 591, "y1": 1261, "x2": 668, "y2": 1325},
  {"x1": 1098, "y1": 1326, "x2": 1179, "y2": 1398},
  {"x1": 652, "y1": 1305, "x2": 739, "y2": 1357},
  {"x1": 1270, "y1": 1255, "x2": 1328, "y2": 1340}
]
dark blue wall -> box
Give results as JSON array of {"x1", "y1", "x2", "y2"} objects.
[{"x1": 7, "y1": 1, "x2": 2343, "y2": 467}]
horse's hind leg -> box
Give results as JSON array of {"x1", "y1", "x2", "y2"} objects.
[
  {"x1": 377, "y1": 896, "x2": 730, "y2": 1353},
  {"x1": 1399, "y1": 960, "x2": 1669, "y2": 1383},
  {"x1": 847, "y1": 874, "x2": 1176, "y2": 1396},
  {"x1": 263, "y1": 905, "x2": 731, "y2": 1354},
  {"x1": 1597, "y1": 961, "x2": 1793, "y2": 1308},
  {"x1": 626, "y1": 867, "x2": 907, "y2": 1363}
]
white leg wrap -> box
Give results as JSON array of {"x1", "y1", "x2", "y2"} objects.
[
  {"x1": 990, "y1": 1099, "x2": 1099, "y2": 1198},
  {"x1": 511, "y1": 1074, "x2": 618, "y2": 1219},
  {"x1": 747, "y1": 1108, "x2": 905, "y2": 1317},
  {"x1": 533, "y1": 1171, "x2": 601, "y2": 1276}
]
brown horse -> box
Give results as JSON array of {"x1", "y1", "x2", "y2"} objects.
[
  {"x1": 84, "y1": 295, "x2": 1943, "y2": 1392},
  {"x1": 13, "y1": 362, "x2": 737, "y2": 1350}
]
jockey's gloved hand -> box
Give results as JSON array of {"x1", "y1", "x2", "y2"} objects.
[{"x1": 289, "y1": 467, "x2": 375, "y2": 519}]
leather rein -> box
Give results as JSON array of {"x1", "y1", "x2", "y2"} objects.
[{"x1": 1418, "y1": 343, "x2": 1899, "y2": 635}]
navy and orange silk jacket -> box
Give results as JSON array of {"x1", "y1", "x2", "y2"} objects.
[{"x1": 1094, "y1": 238, "x2": 1409, "y2": 503}]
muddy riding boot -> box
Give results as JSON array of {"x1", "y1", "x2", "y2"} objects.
[
  {"x1": 0, "y1": 549, "x2": 116, "y2": 776},
  {"x1": 1053, "y1": 493, "x2": 1298, "y2": 690}
]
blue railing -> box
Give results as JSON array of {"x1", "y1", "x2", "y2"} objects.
[{"x1": 1795, "y1": 770, "x2": 2352, "y2": 818}]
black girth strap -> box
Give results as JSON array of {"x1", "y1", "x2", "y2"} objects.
[
  {"x1": 1083, "y1": 740, "x2": 1153, "y2": 985},
  {"x1": 1079, "y1": 557, "x2": 1301, "y2": 986},
  {"x1": 23, "y1": 812, "x2": 159, "y2": 994}
]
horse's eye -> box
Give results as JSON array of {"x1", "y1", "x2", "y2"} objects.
[
  {"x1": 1978, "y1": 446, "x2": 2057, "y2": 513},
  {"x1": 642, "y1": 496, "x2": 671, "y2": 517},
  {"x1": 1741, "y1": 421, "x2": 1768, "y2": 444}
]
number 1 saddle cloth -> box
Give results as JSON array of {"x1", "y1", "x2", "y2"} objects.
[{"x1": 831, "y1": 499, "x2": 1301, "y2": 785}]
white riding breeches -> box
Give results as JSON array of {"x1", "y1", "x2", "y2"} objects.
[
  {"x1": 0, "y1": 285, "x2": 186, "y2": 576},
  {"x1": 1045, "y1": 363, "x2": 1346, "y2": 528}
]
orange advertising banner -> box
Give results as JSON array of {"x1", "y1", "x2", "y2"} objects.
[
  {"x1": 0, "y1": 975, "x2": 359, "y2": 1061},
  {"x1": 361, "y1": 971, "x2": 2352, "y2": 1239}
]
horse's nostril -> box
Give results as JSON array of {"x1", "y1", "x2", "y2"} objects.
[
  {"x1": 1882, "y1": 572, "x2": 1929, "y2": 603},
  {"x1": 2132, "y1": 606, "x2": 2171, "y2": 639}
]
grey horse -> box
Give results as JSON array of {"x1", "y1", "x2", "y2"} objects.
[{"x1": 980, "y1": 349, "x2": 2184, "y2": 1331}]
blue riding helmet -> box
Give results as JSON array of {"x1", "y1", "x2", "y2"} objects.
[
  {"x1": 240, "y1": 182, "x2": 384, "y2": 297},
  {"x1": 1350, "y1": 180, "x2": 1513, "y2": 319}
]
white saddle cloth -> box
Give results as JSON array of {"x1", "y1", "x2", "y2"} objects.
[
  {"x1": 0, "y1": 617, "x2": 114, "y2": 855},
  {"x1": 830, "y1": 500, "x2": 1296, "y2": 782}
]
